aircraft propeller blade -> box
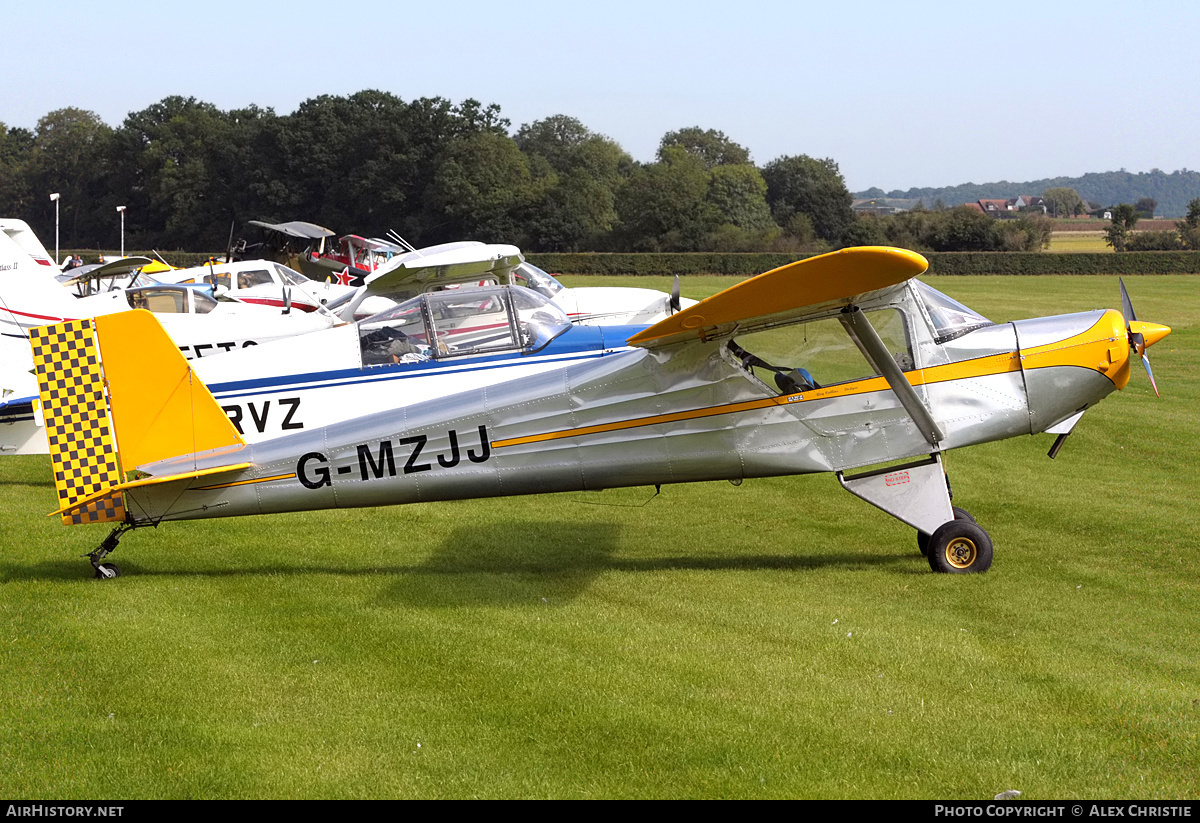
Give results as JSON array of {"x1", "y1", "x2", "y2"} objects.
[
  {"x1": 1119, "y1": 277, "x2": 1164, "y2": 397},
  {"x1": 670, "y1": 275, "x2": 681, "y2": 313}
]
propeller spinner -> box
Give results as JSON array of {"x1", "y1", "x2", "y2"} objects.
[{"x1": 1118, "y1": 278, "x2": 1170, "y2": 396}]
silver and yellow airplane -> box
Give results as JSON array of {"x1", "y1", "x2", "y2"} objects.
[{"x1": 28, "y1": 247, "x2": 1169, "y2": 578}]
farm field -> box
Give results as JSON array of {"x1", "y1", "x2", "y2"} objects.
[
  {"x1": 1, "y1": 275, "x2": 1197, "y2": 799},
  {"x1": 1047, "y1": 232, "x2": 1111, "y2": 253}
]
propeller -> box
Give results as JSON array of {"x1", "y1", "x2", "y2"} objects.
[
  {"x1": 1118, "y1": 278, "x2": 1169, "y2": 397},
  {"x1": 669, "y1": 275, "x2": 681, "y2": 314}
]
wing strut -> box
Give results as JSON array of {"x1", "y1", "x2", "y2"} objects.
[{"x1": 838, "y1": 305, "x2": 943, "y2": 448}]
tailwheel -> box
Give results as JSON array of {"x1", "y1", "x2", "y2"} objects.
[
  {"x1": 926, "y1": 520, "x2": 993, "y2": 574},
  {"x1": 917, "y1": 507, "x2": 976, "y2": 556},
  {"x1": 86, "y1": 523, "x2": 134, "y2": 580}
]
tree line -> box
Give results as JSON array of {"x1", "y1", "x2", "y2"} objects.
[
  {"x1": 0, "y1": 93, "x2": 864, "y2": 255},
  {"x1": 0, "y1": 92, "x2": 1064, "y2": 258},
  {"x1": 858, "y1": 169, "x2": 1200, "y2": 219}
]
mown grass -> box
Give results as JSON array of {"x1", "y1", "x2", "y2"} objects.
[{"x1": 1, "y1": 276, "x2": 1196, "y2": 799}]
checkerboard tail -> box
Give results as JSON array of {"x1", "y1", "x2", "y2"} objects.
[{"x1": 29, "y1": 318, "x2": 126, "y2": 526}]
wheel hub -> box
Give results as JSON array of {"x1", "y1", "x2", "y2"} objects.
[{"x1": 945, "y1": 537, "x2": 978, "y2": 569}]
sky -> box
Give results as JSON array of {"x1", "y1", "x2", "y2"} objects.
[{"x1": 7, "y1": 0, "x2": 1199, "y2": 193}]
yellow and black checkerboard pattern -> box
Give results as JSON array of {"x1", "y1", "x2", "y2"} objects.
[{"x1": 30, "y1": 319, "x2": 126, "y2": 526}]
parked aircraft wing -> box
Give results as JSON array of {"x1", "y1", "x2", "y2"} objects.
[
  {"x1": 628, "y1": 247, "x2": 929, "y2": 348},
  {"x1": 363, "y1": 243, "x2": 524, "y2": 294},
  {"x1": 61, "y1": 257, "x2": 155, "y2": 287},
  {"x1": 246, "y1": 220, "x2": 336, "y2": 240}
]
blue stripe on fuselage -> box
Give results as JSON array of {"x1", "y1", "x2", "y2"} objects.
[{"x1": 206, "y1": 323, "x2": 649, "y2": 400}]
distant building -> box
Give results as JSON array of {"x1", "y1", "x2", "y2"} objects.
[{"x1": 969, "y1": 196, "x2": 1048, "y2": 216}]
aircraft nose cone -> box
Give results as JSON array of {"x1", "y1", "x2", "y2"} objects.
[{"x1": 1130, "y1": 321, "x2": 1171, "y2": 349}]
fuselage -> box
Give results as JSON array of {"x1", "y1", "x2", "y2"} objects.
[{"x1": 123, "y1": 279, "x2": 1135, "y2": 525}]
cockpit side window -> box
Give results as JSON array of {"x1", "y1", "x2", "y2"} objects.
[
  {"x1": 192, "y1": 290, "x2": 218, "y2": 314},
  {"x1": 730, "y1": 309, "x2": 913, "y2": 395},
  {"x1": 425, "y1": 290, "x2": 520, "y2": 356},
  {"x1": 511, "y1": 262, "x2": 564, "y2": 299},
  {"x1": 237, "y1": 269, "x2": 273, "y2": 290},
  {"x1": 912, "y1": 280, "x2": 993, "y2": 343},
  {"x1": 125, "y1": 287, "x2": 188, "y2": 314},
  {"x1": 356, "y1": 286, "x2": 571, "y2": 368},
  {"x1": 359, "y1": 299, "x2": 431, "y2": 366}
]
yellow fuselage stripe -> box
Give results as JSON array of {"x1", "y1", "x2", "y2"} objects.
[{"x1": 191, "y1": 472, "x2": 296, "y2": 490}]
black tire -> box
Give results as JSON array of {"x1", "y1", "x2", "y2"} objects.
[
  {"x1": 917, "y1": 507, "x2": 976, "y2": 556},
  {"x1": 926, "y1": 521, "x2": 993, "y2": 574},
  {"x1": 93, "y1": 563, "x2": 121, "y2": 580}
]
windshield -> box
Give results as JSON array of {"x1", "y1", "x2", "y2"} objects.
[
  {"x1": 912, "y1": 280, "x2": 993, "y2": 342},
  {"x1": 357, "y1": 285, "x2": 570, "y2": 366},
  {"x1": 274, "y1": 263, "x2": 310, "y2": 286},
  {"x1": 512, "y1": 262, "x2": 564, "y2": 298}
]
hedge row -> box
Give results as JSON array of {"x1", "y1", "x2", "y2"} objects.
[
  {"x1": 527, "y1": 251, "x2": 1200, "y2": 277},
  {"x1": 63, "y1": 250, "x2": 222, "y2": 268},
  {"x1": 65, "y1": 249, "x2": 1200, "y2": 277}
]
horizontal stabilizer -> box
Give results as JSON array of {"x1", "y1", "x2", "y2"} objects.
[
  {"x1": 48, "y1": 462, "x2": 253, "y2": 520},
  {"x1": 628, "y1": 246, "x2": 928, "y2": 347}
]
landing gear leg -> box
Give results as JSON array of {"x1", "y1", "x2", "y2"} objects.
[
  {"x1": 86, "y1": 523, "x2": 134, "y2": 580},
  {"x1": 838, "y1": 454, "x2": 995, "y2": 574}
]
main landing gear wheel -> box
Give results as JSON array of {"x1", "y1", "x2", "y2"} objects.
[
  {"x1": 94, "y1": 563, "x2": 121, "y2": 580},
  {"x1": 926, "y1": 520, "x2": 993, "y2": 574},
  {"x1": 917, "y1": 507, "x2": 976, "y2": 556}
]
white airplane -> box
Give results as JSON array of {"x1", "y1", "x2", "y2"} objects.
[
  {"x1": 327, "y1": 240, "x2": 696, "y2": 326},
  {"x1": 0, "y1": 231, "x2": 331, "y2": 455},
  {"x1": 26, "y1": 247, "x2": 1171, "y2": 578}
]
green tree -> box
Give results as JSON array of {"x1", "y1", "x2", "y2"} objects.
[
  {"x1": 0, "y1": 123, "x2": 35, "y2": 221},
  {"x1": 427, "y1": 132, "x2": 541, "y2": 243},
  {"x1": 613, "y1": 148, "x2": 717, "y2": 251},
  {"x1": 1042, "y1": 187, "x2": 1084, "y2": 217},
  {"x1": 1134, "y1": 197, "x2": 1157, "y2": 219},
  {"x1": 1175, "y1": 197, "x2": 1200, "y2": 250},
  {"x1": 1104, "y1": 204, "x2": 1140, "y2": 251},
  {"x1": 761, "y1": 155, "x2": 855, "y2": 244},
  {"x1": 706, "y1": 164, "x2": 774, "y2": 232},
  {"x1": 657, "y1": 127, "x2": 751, "y2": 169},
  {"x1": 26, "y1": 108, "x2": 113, "y2": 247},
  {"x1": 516, "y1": 116, "x2": 632, "y2": 250}
]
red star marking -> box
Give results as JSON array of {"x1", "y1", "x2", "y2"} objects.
[{"x1": 336, "y1": 267, "x2": 354, "y2": 287}]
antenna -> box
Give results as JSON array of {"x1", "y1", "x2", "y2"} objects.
[{"x1": 386, "y1": 230, "x2": 419, "y2": 255}]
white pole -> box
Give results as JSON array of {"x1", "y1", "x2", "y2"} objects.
[
  {"x1": 50, "y1": 193, "x2": 60, "y2": 265},
  {"x1": 116, "y1": 206, "x2": 126, "y2": 257}
]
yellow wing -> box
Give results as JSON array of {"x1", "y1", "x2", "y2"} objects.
[{"x1": 627, "y1": 246, "x2": 929, "y2": 348}]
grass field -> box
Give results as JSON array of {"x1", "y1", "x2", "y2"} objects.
[
  {"x1": 1, "y1": 275, "x2": 1196, "y2": 799},
  {"x1": 1047, "y1": 232, "x2": 1112, "y2": 253}
]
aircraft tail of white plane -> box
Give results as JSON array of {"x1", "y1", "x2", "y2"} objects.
[
  {"x1": 0, "y1": 230, "x2": 84, "y2": 341},
  {"x1": 30, "y1": 309, "x2": 247, "y2": 525},
  {"x1": 0, "y1": 219, "x2": 56, "y2": 267}
]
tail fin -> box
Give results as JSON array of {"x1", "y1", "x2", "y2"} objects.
[
  {"x1": 0, "y1": 231, "x2": 82, "y2": 340},
  {"x1": 31, "y1": 309, "x2": 246, "y2": 525}
]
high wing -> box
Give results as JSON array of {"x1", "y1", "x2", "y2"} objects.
[
  {"x1": 338, "y1": 243, "x2": 524, "y2": 320},
  {"x1": 246, "y1": 220, "x2": 336, "y2": 241},
  {"x1": 61, "y1": 257, "x2": 155, "y2": 293},
  {"x1": 628, "y1": 246, "x2": 929, "y2": 347}
]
